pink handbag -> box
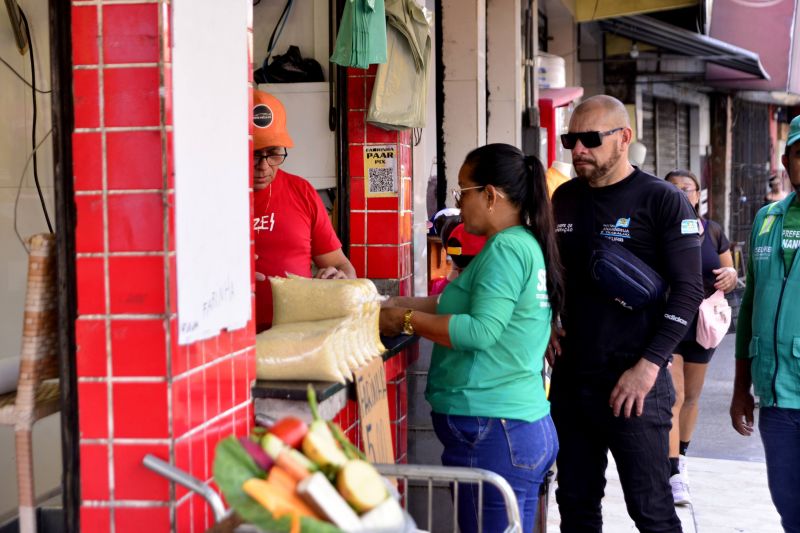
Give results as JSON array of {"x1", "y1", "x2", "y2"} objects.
[{"x1": 696, "y1": 290, "x2": 731, "y2": 349}]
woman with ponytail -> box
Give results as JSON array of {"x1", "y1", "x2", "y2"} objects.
[{"x1": 380, "y1": 143, "x2": 563, "y2": 533}]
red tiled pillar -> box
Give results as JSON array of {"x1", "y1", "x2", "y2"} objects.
[
  {"x1": 72, "y1": 3, "x2": 255, "y2": 532},
  {"x1": 345, "y1": 66, "x2": 415, "y2": 463}
]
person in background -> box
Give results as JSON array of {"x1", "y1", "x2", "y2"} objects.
[
  {"x1": 550, "y1": 95, "x2": 702, "y2": 533},
  {"x1": 252, "y1": 90, "x2": 355, "y2": 332},
  {"x1": 429, "y1": 219, "x2": 488, "y2": 295},
  {"x1": 731, "y1": 114, "x2": 800, "y2": 533},
  {"x1": 664, "y1": 169, "x2": 737, "y2": 506},
  {"x1": 764, "y1": 173, "x2": 788, "y2": 205},
  {"x1": 380, "y1": 144, "x2": 563, "y2": 533}
]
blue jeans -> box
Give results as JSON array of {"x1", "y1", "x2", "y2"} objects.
[
  {"x1": 432, "y1": 412, "x2": 558, "y2": 533},
  {"x1": 759, "y1": 406, "x2": 800, "y2": 533}
]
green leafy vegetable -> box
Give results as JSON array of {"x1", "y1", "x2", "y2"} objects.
[{"x1": 213, "y1": 436, "x2": 342, "y2": 533}]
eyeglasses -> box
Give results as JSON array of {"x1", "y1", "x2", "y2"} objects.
[
  {"x1": 560, "y1": 127, "x2": 624, "y2": 149},
  {"x1": 450, "y1": 185, "x2": 505, "y2": 207},
  {"x1": 677, "y1": 186, "x2": 698, "y2": 193},
  {"x1": 254, "y1": 150, "x2": 288, "y2": 166}
]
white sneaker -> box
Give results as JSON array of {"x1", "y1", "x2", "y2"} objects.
[
  {"x1": 678, "y1": 455, "x2": 689, "y2": 484},
  {"x1": 670, "y1": 473, "x2": 691, "y2": 506}
]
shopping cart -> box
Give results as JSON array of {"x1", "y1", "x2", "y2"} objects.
[
  {"x1": 377, "y1": 463, "x2": 522, "y2": 533},
  {"x1": 143, "y1": 455, "x2": 522, "y2": 533}
]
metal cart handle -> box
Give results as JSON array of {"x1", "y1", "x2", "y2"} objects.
[
  {"x1": 375, "y1": 463, "x2": 523, "y2": 533},
  {"x1": 143, "y1": 454, "x2": 230, "y2": 524}
]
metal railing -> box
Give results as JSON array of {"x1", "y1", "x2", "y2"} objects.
[
  {"x1": 142, "y1": 455, "x2": 230, "y2": 524},
  {"x1": 375, "y1": 463, "x2": 523, "y2": 533}
]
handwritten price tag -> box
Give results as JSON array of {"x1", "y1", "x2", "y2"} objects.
[{"x1": 354, "y1": 357, "x2": 394, "y2": 463}]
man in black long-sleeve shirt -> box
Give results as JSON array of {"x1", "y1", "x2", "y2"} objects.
[{"x1": 550, "y1": 95, "x2": 702, "y2": 532}]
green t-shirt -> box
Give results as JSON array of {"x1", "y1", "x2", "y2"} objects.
[
  {"x1": 425, "y1": 225, "x2": 552, "y2": 422},
  {"x1": 783, "y1": 201, "x2": 800, "y2": 271}
]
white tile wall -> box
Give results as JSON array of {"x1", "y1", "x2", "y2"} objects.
[{"x1": 0, "y1": 0, "x2": 61, "y2": 517}]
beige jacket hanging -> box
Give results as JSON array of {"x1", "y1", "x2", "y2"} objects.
[{"x1": 367, "y1": 0, "x2": 432, "y2": 130}]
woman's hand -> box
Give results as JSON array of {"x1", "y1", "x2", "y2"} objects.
[
  {"x1": 379, "y1": 307, "x2": 406, "y2": 336},
  {"x1": 546, "y1": 325, "x2": 565, "y2": 366},
  {"x1": 712, "y1": 266, "x2": 737, "y2": 293}
]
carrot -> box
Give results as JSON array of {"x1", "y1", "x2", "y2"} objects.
[
  {"x1": 241, "y1": 478, "x2": 321, "y2": 521},
  {"x1": 276, "y1": 450, "x2": 311, "y2": 482},
  {"x1": 267, "y1": 464, "x2": 298, "y2": 494}
]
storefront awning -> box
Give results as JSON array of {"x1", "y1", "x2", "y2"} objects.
[
  {"x1": 707, "y1": 0, "x2": 800, "y2": 95},
  {"x1": 575, "y1": 0, "x2": 698, "y2": 23},
  {"x1": 598, "y1": 15, "x2": 769, "y2": 80}
]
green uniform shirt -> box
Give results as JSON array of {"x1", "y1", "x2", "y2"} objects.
[
  {"x1": 426, "y1": 225, "x2": 552, "y2": 422},
  {"x1": 782, "y1": 201, "x2": 800, "y2": 271}
]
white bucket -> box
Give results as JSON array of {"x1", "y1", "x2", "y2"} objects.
[{"x1": 536, "y1": 53, "x2": 566, "y2": 89}]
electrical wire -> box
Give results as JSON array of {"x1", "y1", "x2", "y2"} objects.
[
  {"x1": 19, "y1": 6, "x2": 53, "y2": 234},
  {"x1": 14, "y1": 129, "x2": 53, "y2": 252},
  {"x1": 0, "y1": 55, "x2": 51, "y2": 93},
  {"x1": 264, "y1": 0, "x2": 294, "y2": 65}
]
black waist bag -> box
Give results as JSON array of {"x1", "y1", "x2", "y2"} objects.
[{"x1": 590, "y1": 238, "x2": 667, "y2": 310}]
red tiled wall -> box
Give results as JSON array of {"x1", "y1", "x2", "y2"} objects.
[
  {"x1": 72, "y1": 3, "x2": 256, "y2": 532},
  {"x1": 345, "y1": 66, "x2": 415, "y2": 460},
  {"x1": 347, "y1": 66, "x2": 414, "y2": 297}
]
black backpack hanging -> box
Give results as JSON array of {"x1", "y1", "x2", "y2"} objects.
[
  {"x1": 256, "y1": 45, "x2": 324, "y2": 84},
  {"x1": 253, "y1": 0, "x2": 324, "y2": 84}
]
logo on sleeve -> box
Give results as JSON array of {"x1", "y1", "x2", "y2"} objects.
[
  {"x1": 759, "y1": 215, "x2": 777, "y2": 236},
  {"x1": 664, "y1": 313, "x2": 688, "y2": 326},
  {"x1": 615, "y1": 217, "x2": 630, "y2": 228},
  {"x1": 680, "y1": 219, "x2": 700, "y2": 235}
]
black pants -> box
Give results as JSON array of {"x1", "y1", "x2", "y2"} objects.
[{"x1": 550, "y1": 366, "x2": 682, "y2": 533}]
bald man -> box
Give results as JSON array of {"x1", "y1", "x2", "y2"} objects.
[{"x1": 549, "y1": 95, "x2": 702, "y2": 532}]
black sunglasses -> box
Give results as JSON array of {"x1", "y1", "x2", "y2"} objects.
[{"x1": 561, "y1": 127, "x2": 624, "y2": 149}]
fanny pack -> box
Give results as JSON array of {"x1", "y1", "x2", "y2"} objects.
[
  {"x1": 695, "y1": 290, "x2": 731, "y2": 349},
  {"x1": 590, "y1": 238, "x2": 667, "y2": 310}
]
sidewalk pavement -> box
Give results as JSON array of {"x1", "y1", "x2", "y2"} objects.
[{"x1": 545, "y1": 453, "x2": 781, "y2": 532}]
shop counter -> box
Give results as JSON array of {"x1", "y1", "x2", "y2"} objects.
[{"x1": 251, "y1": 334, "x2": 418, "y2": 424}]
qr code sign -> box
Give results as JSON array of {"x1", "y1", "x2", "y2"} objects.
[{"x1": 368, "y1": 167, "x2": 396, "y2": 194}]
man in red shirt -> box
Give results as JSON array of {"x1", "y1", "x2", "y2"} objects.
[{"x1": 252, "y1": 90, "x2": 356, "y2": 331}]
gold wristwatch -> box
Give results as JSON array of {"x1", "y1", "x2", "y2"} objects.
[{"x1": 402, "y1": 309, "x2": 415, "y2": 335}]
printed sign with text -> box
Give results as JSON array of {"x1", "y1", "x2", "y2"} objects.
[{"x1": 363, "y1": 144, "x2": 398, "y2": 197}]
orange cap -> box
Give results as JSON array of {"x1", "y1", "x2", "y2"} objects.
[{"x1": 252, "y1": 90, "x2": 294, "y2": 150}]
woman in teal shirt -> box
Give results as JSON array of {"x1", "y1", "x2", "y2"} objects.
[{"x1": 380, "y1": 143, "x2": 564, "y2": 533}]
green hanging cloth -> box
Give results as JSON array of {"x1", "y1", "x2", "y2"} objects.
[{"x1": 330, "y1": 0, "x2": 387, "y2": 69}]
